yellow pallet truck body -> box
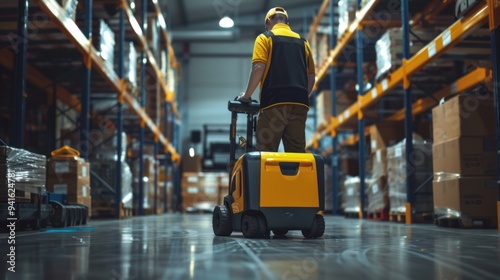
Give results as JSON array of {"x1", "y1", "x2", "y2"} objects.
[{"x1": 212, "y1": 100, "x2": 325, "y2": 238}]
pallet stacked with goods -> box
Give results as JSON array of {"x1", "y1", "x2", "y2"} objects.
[
  {"x1": 307, "y1": 0, "x2": 500, "y2": 231},
  {"x1": 180, "y1": 172, "x2": 229, "y2": 214},
  {"x1": 0, "y1": 0, "x2": 182, "y2": 223}
]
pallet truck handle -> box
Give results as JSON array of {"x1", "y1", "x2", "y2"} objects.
[{"x1": 51, "y1": 145, "x2": 80, "y2": 158}]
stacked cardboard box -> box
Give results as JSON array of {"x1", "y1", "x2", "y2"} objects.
[
  {"x1": 387, "y1": 138, "x2": 434, "y2": 214},
  {"x1": 313, "y1": 33, "x2": 330, "y2": 68},
  {"x1": 47, "y1": 156, "x2": 92, "y2": 215},
  {"x1": 432, "y1": 94, "x2": 498, "y2": 227},
  {"x1": 93, "y1": 20, "x2": 115, "y2": 72},
  {"x1": 315, "y1": 90, "x2": 357, "y2": 130},
  {"x1": 338, "y1": 0, "x2": 357, "y2": 37},
  {"x1": 147, "y1": 17, "x2": 159, "y2": 60},
  {"x1": 131, "y1": 156, "x2": 156, "y2": 211},
  {"x1": 367, "y1": 149, "x2": 389, "y2": 213},
  {"x1": 324, "y1": 157, "x2": 351, "y2": 214},
  {"x1": 124, "y1": 42, "x2": 138, "y2": 88},
  {"x1": 367, "y1": 175, "x2": 389, "y2": 213},
  {"x1": 367, "y1": 120, "x2": 405, "y2": 213},
  {"x1": 218, "y1": 173, "x2": 229, "y2": 206},
  {"x1": 157, "y1": 181, "x2": 173, "y2": 213},
  {"x1": 181, "y1": 172, "x2": 221, "y2": 212},
  {"x1": 369, "y1": 121, "x2": 405, "y2": 152},
  {"x1": 0, "y1": 147, "x2": 46, "y2": 201},
  {"x1": 375, "y1": 28, "x2": 442, "y2": 80},
  {"x1": 343, "y1": 176, "x2": 369, "y2": 214}
]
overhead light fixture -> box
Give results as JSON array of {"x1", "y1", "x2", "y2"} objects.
[{"x1": 219, "y1": 16, "x2": 234, "y2": 28}]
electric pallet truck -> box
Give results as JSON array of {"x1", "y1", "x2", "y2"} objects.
[{"x1": 212, "y1": 99, "x2": 325, "y2": 238}]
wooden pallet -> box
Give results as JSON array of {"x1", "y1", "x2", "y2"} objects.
[
  {"x1": 368, "y1": 209, "x2": 389, "y2": 221},
  {"x1": 92, "y1": 204, "x2": 132, "y2": 219},
  {"x1": 344, "y1": 211, "x2": 360, "y2": 219},
  {"x1": 389, "y1": 212, "x2": 434, "y2": 224},
  {"x1": 389, "y1": 212, "x2": 406, "y2": 223}
]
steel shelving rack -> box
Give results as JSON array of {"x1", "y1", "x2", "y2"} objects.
[
  {"x1": 307, "y1": 0, "x2": 500, "y2": 230},
  {"x1": 7, "y1": 0, "x2": 181, "y2": 218}
]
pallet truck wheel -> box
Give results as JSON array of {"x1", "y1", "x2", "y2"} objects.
[
  {"x1": 66, "y1": 206, "x2": 74, "y2": 227},
  {"x1": 257, "y1": 215, "x2": 269, "y2": 238},
  {"x1": 241, "y1": 214, "x2": 260, "y2": 238},
  {"x1": 81, "y1": 206, "x2": 88, "y2": 225},
  {"x1": 50, "y1": 202, "x2": 66, "y2": 228},
  {"x1": 212, "y1": 205, "x2": 232, "y2": 236},
  {"x1": 272, "y1": 230, "x2": 288, "y2": 236},
  {"x1": 302, "y1": 214, "x2": 325, "y2": 238},
  {"x1": 74, "y1": 207, "x2": 82, "y2": 226}
]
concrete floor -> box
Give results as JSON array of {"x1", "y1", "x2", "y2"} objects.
[{"x1": 1, "y1": 214, "x2": 500, "y2": 279}]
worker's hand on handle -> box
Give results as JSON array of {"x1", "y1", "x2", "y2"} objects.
[{"x1": 236, "y1": 92, "x2": 252, "y2": 104}]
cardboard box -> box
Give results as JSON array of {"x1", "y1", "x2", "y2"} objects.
[
  {"x1": 218, "y1": 184, "x2": 229, "y2": 205},
  {"x1": 387, "y1": 140, "x2": 434, "y2": 213},
  {"x1": 432, "y1": 94, "x2": 495, "y2": 144},
  {"x1": 369, "y1": 121, "x2": 405, "y2": 152},
  {"x1": 47, "y1": 158, "x2": 91, "y2": 199},
  {"x1": 432, "y1": 136, "x2": 497, "y2": 176},
  {"x1": 48, "y1": 180, "x2": 91, "y2": 197},
  {"x1": 181, "y1": 172, "x2": 219, "y2": 211},
  {"x1": 315, "y1": 90, "x2": 357, "y2": 128},
  {"x1": 433, "y1": 176, "x2": 498, "y2": 227},
  {"x1": 367, "y1": 175, "x2": 389, "y2": 212},
  {"x1": 181, "y1": 155, "x2": 202, "y2": 173},
  {"x1": 47, "y1": 157, "x2": 89, "y2": 178},
  {"x1": 343, "y1": 176, "x2": 369, "y2": 213},
  {"x1": 182, "y1": 183, "x2": 219, "y2": 212},
  {"x1": 371, "y1": 149, "x2": 387, "y2": 177},
  {"x1": 339, "y1": 156, "x2": 359, "y2": 176}
]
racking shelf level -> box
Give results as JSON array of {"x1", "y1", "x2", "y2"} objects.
[
  {"x1": 313, "y1": 0, "x2": 381, "y2": 88},
  {"x1": 387, "y1": 67, "x2": 492, "y2": 121},
  {"x1": 121, "y1": 0, "x2": 178, "y2": 115},
  {"x1": 33, "y1": 0, "x2": 179, "y2": 161},
  {"x1": 324, "y1": 1, "x2": 490, "y2": 135},
  {"x1": 307, "y1": 0, "x2": 500, "y2": 226},
  {"x1": 335, "y1": 67, "x2": 492, "y2": 148}
]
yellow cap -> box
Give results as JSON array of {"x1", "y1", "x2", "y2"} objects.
[{"x1": 265, "y1": 7, "x2": 288, "y2": 24}]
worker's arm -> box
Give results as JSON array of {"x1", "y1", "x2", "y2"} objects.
[
  {"x1": 307, "y1": 73, "x2": 316, "y2": 98},
  {"x1": 241, "y1": 62, "x2": 266, "y2": 99}
]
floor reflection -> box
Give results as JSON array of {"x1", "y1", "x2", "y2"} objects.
[{"x1": 1, "y1": 214, "x2": 499, "y2": 280}]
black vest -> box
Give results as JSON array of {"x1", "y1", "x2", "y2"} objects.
[{"x1": 260, "y1": 31, "x2": 309, "y2": 109}]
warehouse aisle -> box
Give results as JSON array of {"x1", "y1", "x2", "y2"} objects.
[{"x1": 3, "y1": 214, "x2": 500, "y2": 280}]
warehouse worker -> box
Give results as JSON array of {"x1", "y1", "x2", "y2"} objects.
[{"x1": 238, "y1": 6, "x2": 316, "y2": 153}]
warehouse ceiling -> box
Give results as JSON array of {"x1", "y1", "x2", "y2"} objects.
[{"x1": 161, "y1": 0, "x2": 323, "y2": 42}]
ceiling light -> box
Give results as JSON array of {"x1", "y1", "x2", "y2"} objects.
[{"x1": 219, "y1": 16, "x2": 234, "y2": 28}]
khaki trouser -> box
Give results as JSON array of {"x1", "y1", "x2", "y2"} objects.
[{"x1": 256, "y1": 104, "x2": 308, "y2": 152}]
